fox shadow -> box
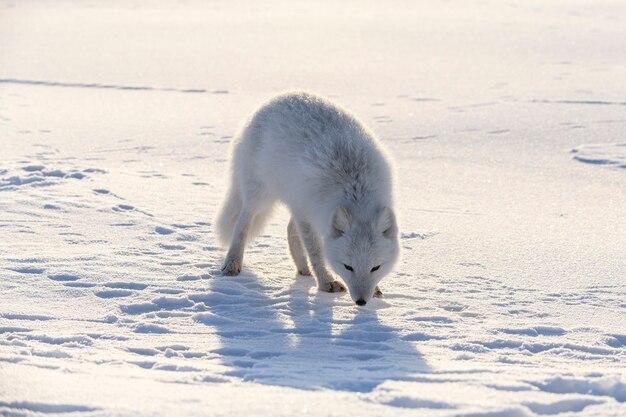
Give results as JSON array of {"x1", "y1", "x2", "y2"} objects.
[{"x1": 196, "y1": 270, "x2": 429, "y2": 393}]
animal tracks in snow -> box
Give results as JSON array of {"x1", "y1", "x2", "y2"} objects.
[
  {"x1": 571, "y1": 143, "x2": 626, "y2": 169},
  {"x1": 1, "y1": 131, "x2": 624, "y2": 415},
  {"x1": 0, "y1": 163, "x2": 104, "y2": 191}
]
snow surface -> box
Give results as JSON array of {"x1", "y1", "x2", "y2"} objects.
[{"x1": 1, "y1": 0, "x2": 625, "y2": 416}]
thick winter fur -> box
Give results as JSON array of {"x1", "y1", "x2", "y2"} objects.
[{"x1": 215, "y1": 91, "x2": 399, "y2": 305}]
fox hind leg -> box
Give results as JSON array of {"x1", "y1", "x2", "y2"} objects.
[
  {"x1": 296, "y1": 219, "x2": 346, "y2": 293},
  {"x1": 287, "y1": 218, "x2": 311, "y2": 276},
  {"x1": 221, "y1": 209, "x2": 253, "y2": 276}
]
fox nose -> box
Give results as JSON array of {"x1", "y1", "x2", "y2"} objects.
[{"x1": 355, "y1": 299, "x2": 366, "y2": 306}]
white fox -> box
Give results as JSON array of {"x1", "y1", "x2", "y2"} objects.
[{"x1": 215, "y1": 92, "x2": 399, "y2": 306}]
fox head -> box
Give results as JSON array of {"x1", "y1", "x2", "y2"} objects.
[{"x1": 324, "y1": 205, "x2": 400, "y2": 306}]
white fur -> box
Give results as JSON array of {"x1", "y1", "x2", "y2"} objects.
[{"x1": 215, "y1": 91, "x2": 399, "y2": 305}]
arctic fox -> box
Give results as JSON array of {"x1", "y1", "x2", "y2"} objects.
[{"x1": 216, "y1": 92, "x2": 399, "y2": 305}]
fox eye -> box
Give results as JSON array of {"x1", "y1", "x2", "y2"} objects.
[
  {"x1": 371, "y1": 265, "x2": 381, "y2": 272},
  {"x1": 344, "y1": 264, "x2": 353, "y2": 271}
]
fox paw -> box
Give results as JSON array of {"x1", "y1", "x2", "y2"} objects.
[
  {"x1": 221, "y1": 258, "x2": 241, "y2": 276},
  {"x1": 297, "y1": 266, "x2": 312, "y2": 276},
  {"x1": 320, "y1": 280, "x2": 347, "y2": 293},
  {"x1": 373, "y1": 286, "x2": 383, "y2": 298}
]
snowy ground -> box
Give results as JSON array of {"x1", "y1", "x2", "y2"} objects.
[{"x1": 1, "y1": 1, "x2": 625, "y2": 416}]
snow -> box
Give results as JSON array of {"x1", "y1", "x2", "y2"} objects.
[{"x1": 1, "y1": 0, "x2": 625, "y2": 416}]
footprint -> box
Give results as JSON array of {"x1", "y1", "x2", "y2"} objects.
[
  {"x1": 104, "y1": 282, "x2": 148, "y2": 290},
  {"x1": 159, "y1": 244, "x2": 185, "y2": 250},
  {"x1": 64, "y1": 282, "x2": 96, "y2": 288},
  {"x1": 132, "y1": 361, "x2": 156, "y2": 369},
  {"x1": 153, "y1": 364, "x2": 200, "y2": 372},
  {"x1": 95, "y1": 289, "x2": 134, "y2": 298},
  {"x1": 48, "y1": 274, "x2": 80, "y2": 281},
  {"x1": 134, "y1": 324, "x2": 170, "y2": 334},
  {"x1": 115, "y1": 204, "x2": 135, "y2": 211},
  {"x1": 498, "y1": 326, "x2": 566, "y2": 337},
  {"x1": 410, "y1": 316, "x2": 455, "y2": 323},
  {"x1": 380, "y1": 397, "x2": 454, "y2": 410},
  {"x1": 605, "y1": 334, "x2": 626, "y2": 348},
  {"x1": 155, "y1": 226, "x2": 174, "y2": 235},
  {"x1": 0, "y1": 401, "x2": 98, "y2": 414},
  {"x1": 0, "y1": 326, "x2": 32, "y2": 333},
  {"x1": 10, "y1": 267, "x2": 45, "y2": 274},
  {"x1": 401, "y1": 232, "x2": 438, "y2": 240},
  {"x1": 121, "y1": 296, "x2": 193, "y2": 315},
  {"x1": 172, "y1": 223, "x2": 196, "y2": 229},
  {"x1": 21, "y1": 165, "x2": 45, "y2": 172},
  {"x1": 66, "y1": 172, "x2": 85, "y2": 179},
  {"x1": 176, "y1": 234, "x2": 197, "y2": 242},
  {"x1": 156, "y1": 345, "x2": 189, "y2": 352},
  {"x1": 32, "y1": 348, "x2": 74, "y2": 359},
  {"x1": 27, "y1": 335, "x2": 92, "y2": 346},
  {"x1": 210, "y1": 347, "x2": 249, "y2": 357},
  {"x1": 176, "y1": 274, "x2": 211, "y2": 281},
  {"x1": 176, "y1": 274, "x2": 204, "y2": 281},
  {"x1": 183, "y1": 352, "x2": 206, "y2": 359},
  {"x1": 247, "y1": 351, "x2": 283, "y2": 359},
  {"x1": 202, "y1": 375, "x2": 226, "y2": 382},
  {"x1": 440, "y1": 303, "x2": 468, "y2": 312},
  {"x1": 524, "y1": 399, "x2": 603, "y2": 415},
  {"x1": 127, "y1": 347, "x2": 159, "y2": 356},
  {"x1": 42, "y1": 169, "x2": 65, "y2": 178},
  {"x1": 401, "y1": 332, "x2": 441, "y2": 342},
  {"x1": 230, "y1": 360, "x2": 255, "y2": 368},
  {"x1": 153, "y1": 288, "x2": 184, "y2": 295},
  {"x1": 193, "y1": 312, "x2": 234, "y2": 325},
  {"x1": 1, "y1": 314, "x2": 53, "y2": 321}
]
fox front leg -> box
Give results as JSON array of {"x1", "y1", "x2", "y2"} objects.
[
  {"x1": 287, "y1": 218, "x2": 312, "y2": 276},
  {"x1": 296, "y1": 219, "x2": 346, "y2": 293}
]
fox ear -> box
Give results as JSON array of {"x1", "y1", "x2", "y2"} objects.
[
  {"x1": 331, "y1": 207, "x2": 351, "y2": 237},
  {"x1": 378, "y1": 207, "x2": 397, "y2": 238}
]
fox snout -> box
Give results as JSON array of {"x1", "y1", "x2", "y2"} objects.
[
  {"x1": 352, "y1": 290, "x2": 373, "y2": 306},
  {"x1": 345, "y1": 279, "x2": 377, "y2": 307}
]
